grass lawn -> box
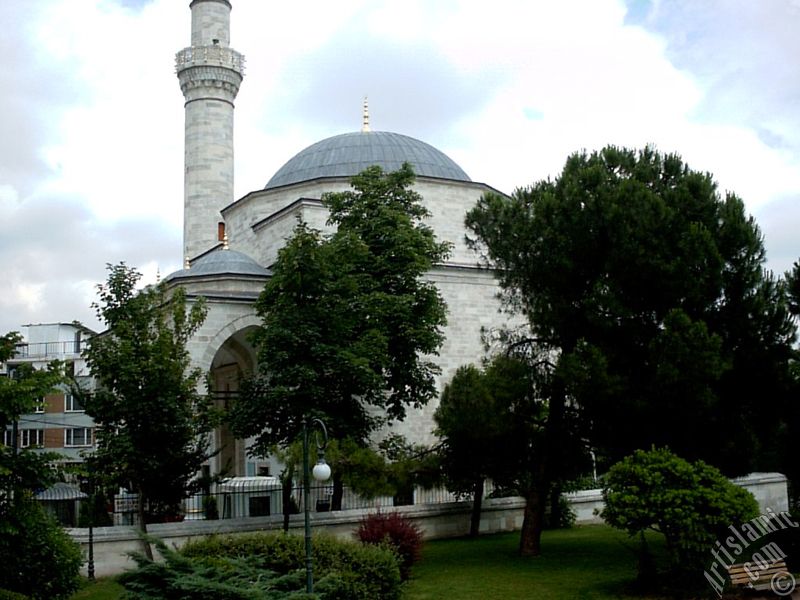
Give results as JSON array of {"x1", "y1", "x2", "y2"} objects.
[
  {"x1": 70, "y1": 525, "x2": 677, "y2": 599},
  {"x1": 70, "y1": 578, "x2": 125, "y2": 600},
  {"x1": 403, "y1": 525, "x2": 673, "y2": 600}
]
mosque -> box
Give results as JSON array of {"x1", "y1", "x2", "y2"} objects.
[{"x1": 165, "y1": 0, "x2": 508, "y2": 478}]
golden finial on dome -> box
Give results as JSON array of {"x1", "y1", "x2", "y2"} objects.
[
  {"x1": 223, "y1": 232, "x2": 230, "y2": 250},
  {"x1": 156, "y1": 267, "x2": 161, "y2": 283},
  {"x1": 184, "y1": 256, "x2": 190, "y2": 269},
  {"x1": 361, "y1": 96, "x2": 370, "y2": 132}
]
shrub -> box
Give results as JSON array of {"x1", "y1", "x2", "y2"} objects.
[
  {"x1": 355, "y1": 511, "x2": 423, "y2": 580},
  {"x1": 181, "y1": 531, "x2": 401, "y2": 599},
  {"x1": 767, "y1": 510, "x2": 800, "y2": 571},
  {"x1": 0, "y1": 500, "x2": 83, "y2": 600},
  {"x1": 543, "y1": 494, "x2": 576, "y2": 530},
  {"x1": 0, "y1": 591, "x2": 31, "y2": 600},
  {"x1": 601, "y1": 447, "x2": 759, "y2": 578},
  {"x1": 78, "y1": 491, "x2": 113, "y2": 527},
  {"x1": 120, "y1": 538, "x2": 321, "y2": 599}
]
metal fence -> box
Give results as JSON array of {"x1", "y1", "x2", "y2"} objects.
[
  {"x1": 107, "y1": 482, "x2": 468, "y2": 526},
  {"x1": 13, "y1": 340, "x2": 87, "y2": 359}
]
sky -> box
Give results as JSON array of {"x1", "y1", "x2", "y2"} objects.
[{"x1": 1, "y1": 0, "x2": 798, "y2": 337}]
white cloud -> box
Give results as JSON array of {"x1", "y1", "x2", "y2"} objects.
[{"x1": 0, "y1": 0, "x2": 798, "y2": 335}]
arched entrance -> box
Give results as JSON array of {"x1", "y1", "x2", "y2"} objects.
[{"x1": 207, "y1": 324, "x2": 258, "y2": 478}]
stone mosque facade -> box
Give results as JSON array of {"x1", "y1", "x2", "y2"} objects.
[{"x1": 165, "y1": 0, "x2": 509, "y2": 478}]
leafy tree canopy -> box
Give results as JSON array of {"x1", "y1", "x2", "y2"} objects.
[
  {"x1": 0, "y1": 331, "x2": 64, "y2": 494},
  {"x1": 231, "y1": 163, "x2": 450, "y2": 456},
  {"x1": 435, "y1": 364, "x2": 504, "y2": 494},
  {"x1": 81, "y1": 264, "x2": 218, "y2": 527},
  {"x1": 0, "y1": 333, "x2": 80, "y2": 600},
  {"x1": 0, "y1": 332, "x2": 63, "y2": 434},
  {"x1": 466, "y1": 145, "x2": 796, "y2": 474}
]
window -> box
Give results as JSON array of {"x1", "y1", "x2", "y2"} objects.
[
  {"x1": 64, "y1": 428, "x2": 92, "y2": 447},
  {"x1": 20, "y1": 429, "x2": 44, "y2": 448},
  {"x1": 65, "y1": 393, "x2": 84, "y2": 412},
  {"x1": 2, "y1": 429, "x2": 14, "y2": 447},
  {"x1": 34, "y1": 397, "x2": 45, "y2": 413}
]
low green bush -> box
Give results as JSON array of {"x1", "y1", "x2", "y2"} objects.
[
  {"x1": 119, "y1": 539, "x2": 323, "y2": 599},
  {"x1": 180, "y1": 531, "x2": 402, "y2": 600},
  {"x1": 0, "y1": 500, "x2": 83, "y2": 600},
  {"x1": 543, "y1": 495, "x2": 576, "y2": 530},
  {"x1": 0, "y1": 590, "x2": 31, "y2": 600},
  {"x1": 601, "y1": 447, "x2": 759, "y2": 580}
]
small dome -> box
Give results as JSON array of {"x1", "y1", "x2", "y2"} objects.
[
  {"x1": 166, "y1": 248, "x2": 269, "y2": 281},
  {"x1": 265, "y1": 131, "x2": 471, "y2": 189}
]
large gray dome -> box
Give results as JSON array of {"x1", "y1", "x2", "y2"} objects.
[{"x1": 265, "y1": 131, "x2": 471, "y2": 189}]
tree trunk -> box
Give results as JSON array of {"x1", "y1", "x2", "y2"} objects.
[
  {"x1": 469, "y1": 477, "x2": 484, "y2": 537},
  {"x1": 137, "y1": 490, "x2": 153, "y2": 561},
  {"x1": 331, "y1": 475, "x2": 344, "y2": 512},
  {"x1": 517, "y1": 360, "x2": 569, "y2": 557},
  {"x1": 519, "y1": 487, "x2": 546, "y2": 556}
]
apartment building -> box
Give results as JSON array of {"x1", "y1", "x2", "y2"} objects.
[{"x1": 2, "y1": 322, "x2": 96, "y2": 466}]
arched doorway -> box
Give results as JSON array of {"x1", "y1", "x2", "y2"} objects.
[{"x1": 208, "y1": 325, "x2": 258, "y2": 478}]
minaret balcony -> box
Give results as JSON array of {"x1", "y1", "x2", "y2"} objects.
[{"x1": 175, "y1": 46, "x2": 245, "y2": 74}]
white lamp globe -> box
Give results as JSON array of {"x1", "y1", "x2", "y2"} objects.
[{"x1": 312, "y1": 460, "x2": 331, "y2": 482}]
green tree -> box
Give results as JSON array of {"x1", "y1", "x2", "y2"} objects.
[
  {"x1": 783, "y1": 261, "x2": 800, "y2": 502},
  {"x1": 601, "y1": 448, "x2": 758, "y2": 583},
  {"x1": 230, "y1": 164, "x2": 449, "y2": 509},
  {"x1": 488, "y1": 349, "x2": 589, "y2": 553},
  {"x1": 81, "y1": 264, "x2": 218, "y2": 557},
  {"x1": 465, "y1": 146, "x2": 796, "y2": 555},
  {"x1": 0, "y1": 333, "x2": 82, "y2": 600},
  {"x1": 434, "y1": 364, "x2": 509, "y2": 537},
  {"x1": 0, "y1": 332, "x2": 65, "y2": 497}
]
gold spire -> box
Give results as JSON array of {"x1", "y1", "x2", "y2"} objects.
[
  {"x1": 361, "y1": 96, "x2": 370, "y2": 132},
  {"x1": 223, "y1": 232, "x2": 230, "y2": 250},
  {"x1": 184, "y1": 256, "x2": 190, "y2": 270},
  {"x1": 156, "y1": 267, "x2": 161, "y2": 283}
]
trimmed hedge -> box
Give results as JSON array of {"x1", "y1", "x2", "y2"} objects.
[{"x1": 181, "y1": 532, "x2": 402, "y2": 600}]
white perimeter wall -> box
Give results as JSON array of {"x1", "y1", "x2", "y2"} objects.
[{"x1": 68, "y1": 472, "x2": 788, "y2": 577}]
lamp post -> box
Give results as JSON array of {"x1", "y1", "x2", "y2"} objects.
[
  {"x1": 303, "y1": 417, "x2": 331, "y2": 594},
  {"x1": 87, "y1": 476, "x2": 95, "y2": 581},
  {"x1": 80, "y1": 474, "x2": 95, "y2": 581}
]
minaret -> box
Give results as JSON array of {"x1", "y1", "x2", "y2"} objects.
[{"x1": 175, "y1": 0, "x2": 244, "y2": 260}]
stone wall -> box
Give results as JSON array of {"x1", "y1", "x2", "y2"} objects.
[
  {"x1": 70, "y1": 497, "x2": 526, "y2": 578},
  {"x1": 68, "y1": 472, "x2": 788, "y2": 578}
]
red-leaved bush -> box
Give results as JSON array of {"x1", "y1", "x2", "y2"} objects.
[{"x1": 356, "y1": 511, "x2": 423, "y2": 580}]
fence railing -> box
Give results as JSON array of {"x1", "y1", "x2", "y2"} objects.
[
  {"x1": 13, "y1": 340, "x2": 87, "y2": 359},
  {"x1": 106, "y1": 482, "x2": 472, "y2": 526}
]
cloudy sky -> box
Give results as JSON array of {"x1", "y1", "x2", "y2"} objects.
[{"x1": 1, "y1": 0, "x2": 798, "y2": 336}]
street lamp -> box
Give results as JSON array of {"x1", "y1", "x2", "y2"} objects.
[
  {"x1": 80, "y1": 474, "x2": 95, "y2": 581},
  {"x1": 303, "y1": 417, "x2": 330, "y2": 594}
]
